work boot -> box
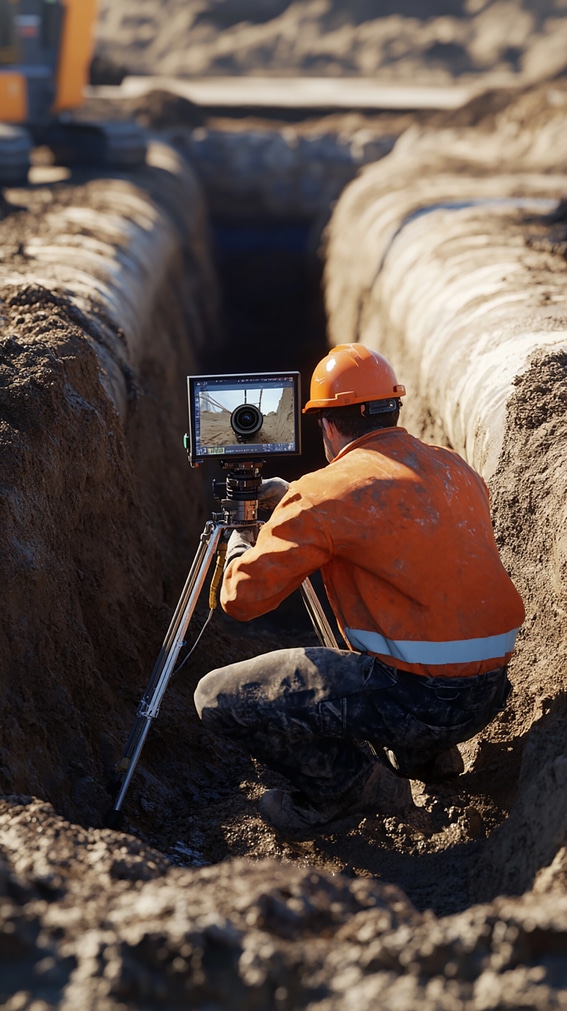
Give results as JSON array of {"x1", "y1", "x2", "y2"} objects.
[
  {"x1": 259, "y1": 761, "x2": 414, "y2": 840},
  {"x1": 385, "y1": 745, "x2": 464, "y2": 783}
]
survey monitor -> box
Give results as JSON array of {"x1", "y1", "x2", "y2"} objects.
[{"x1": 187, "y1": 371, "x2": 301, "y2": 466}]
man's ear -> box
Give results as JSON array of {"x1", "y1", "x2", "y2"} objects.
[{"x1": 320, "y1": 417, "x2": 335, "y2": 439}]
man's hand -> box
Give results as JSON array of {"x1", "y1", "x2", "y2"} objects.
[
  {"x1": 224, "y1": 527, "x2": 256, "y2": 568},
  {"x1": 258, "y1": 477, "x2": 290, "y2": 513}
]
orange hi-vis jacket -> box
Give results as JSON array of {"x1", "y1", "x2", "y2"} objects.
[{"x1": 221, "y1": 428, "x2": 525, "y2": 678}]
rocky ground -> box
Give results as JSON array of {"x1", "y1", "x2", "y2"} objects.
[{"x1": 1, "y1": 1, "x2": 567, "y2": 1008}]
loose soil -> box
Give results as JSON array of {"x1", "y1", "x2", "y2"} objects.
[{"x1": 1, "y1": 6, "x2": 567, "y2": 1006}]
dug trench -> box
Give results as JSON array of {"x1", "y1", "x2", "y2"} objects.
[{"x1": 0, "y1": 90, "x2": 566, "y2": 1008}]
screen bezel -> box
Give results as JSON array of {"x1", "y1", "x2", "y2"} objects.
[{"x1": 187, "y1": 371, "x2": 302, "y2": 467}]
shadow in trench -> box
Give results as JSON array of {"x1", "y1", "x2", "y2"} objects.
[
  {"x1": 470, "y1": 690, "x2": 567, "y2": 904},
  {"x1": 203, "y1": 213, "x2": 330, "y2": 481},
  {"x1": 194, "y1": 212, "x2": 336, "y2": 637}
]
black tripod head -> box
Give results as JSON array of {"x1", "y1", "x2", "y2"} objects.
[{"x1": 212, "y1": 459, "x2": 264, "y2": 524}]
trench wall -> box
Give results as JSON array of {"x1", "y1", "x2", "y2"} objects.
[
  {"x1": 324, "y1": 131, "x2": 567, "y2": 899},
  {"x1": 0, "y1": 143, "x2": 220, "y2": 824}
]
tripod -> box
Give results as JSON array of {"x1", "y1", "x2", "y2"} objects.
[{"x1": 109, "y1": 461, "x2": 338, "y2": 824}]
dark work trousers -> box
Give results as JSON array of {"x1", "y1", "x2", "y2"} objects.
[{"x1": 194, "y1": 647, "x2": 511, "y2": 804}]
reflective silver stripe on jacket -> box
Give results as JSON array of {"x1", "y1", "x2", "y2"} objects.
[{"x1": 344, "y1": 627, "x2": 520, "y2": 665}]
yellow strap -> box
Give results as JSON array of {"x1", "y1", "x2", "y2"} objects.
[{"x1": 208, "y1": 541, "x2": 228, "y2": 609}]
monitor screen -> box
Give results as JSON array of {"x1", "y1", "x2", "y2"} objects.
[{"x1": 187, "y1": 371, "x2": 301, "y2": 466}]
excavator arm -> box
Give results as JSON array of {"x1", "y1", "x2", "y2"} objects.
[{"x1": 53, "y1": 0, "x2": 98, "y2": 113}]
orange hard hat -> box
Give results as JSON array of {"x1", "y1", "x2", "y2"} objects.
[{"x1": 302, "y1": 343, "x2": 406, "y2": 414}]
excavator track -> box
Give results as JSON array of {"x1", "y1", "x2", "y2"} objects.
[
  {"x1": 37, "y1": 118, "x2": 147, "y2": 170},
  {"x1": 0, "y1": 122, "x2": 31, "y2": 185}
]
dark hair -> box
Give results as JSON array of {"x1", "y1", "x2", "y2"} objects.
[{"x1": 317, "y1": 401, "x2": 401, "y2": 440}]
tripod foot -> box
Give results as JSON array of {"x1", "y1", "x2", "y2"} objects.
[{"x1": 104, "y1": 807, "x2": 125, "y2": 831}]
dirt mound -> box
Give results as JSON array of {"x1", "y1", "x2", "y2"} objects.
[
  {"x1": 2, "y1": 796, "x2": 567, "y2": 1009},
  {"x1": 95, "y1": 0, "x2": 567, "y2": 84}
]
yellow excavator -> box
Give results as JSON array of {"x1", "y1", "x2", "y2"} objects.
[{"x1": 0, "y1": 0, "x2": 145, "y2": 183}]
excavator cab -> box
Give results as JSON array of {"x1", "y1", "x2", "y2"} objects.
[{"x1": 0, "y1": 0, "x2": 146, "y2": 184}]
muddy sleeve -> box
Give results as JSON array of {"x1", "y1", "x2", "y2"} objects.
[{"x1": 220, "y1": 490, "x2": 333, "y2": 621}]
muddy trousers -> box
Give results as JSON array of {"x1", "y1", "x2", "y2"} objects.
[{"x1": 194, "y1": 647, "x2": 510, "y2": 804}]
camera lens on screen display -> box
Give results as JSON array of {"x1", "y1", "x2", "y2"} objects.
[{"x1": 230, "y1": 403, "x2": 263, "y2": 439}]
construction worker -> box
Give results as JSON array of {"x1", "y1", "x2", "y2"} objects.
[{"x1": 194, "y1": 344, "x2": 525, "y2": 839}]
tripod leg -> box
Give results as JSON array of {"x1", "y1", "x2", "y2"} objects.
[
  {"x1": 109, "y1": 715, "x2": 153, "y2": 824},
  {"x1": 109, "y1": 521, "x2": 226, "y2": 820},
  {"x1": 146, "y1": 521, "x2": 221, "y2": 693},
  {"x1": 300, "y1": 578, "x2": 339, "y2": 649}
]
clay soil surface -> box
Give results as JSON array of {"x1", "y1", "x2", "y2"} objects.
[{"x1": 0, "y1": 3, "x2": 567, "y2": 1009}]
